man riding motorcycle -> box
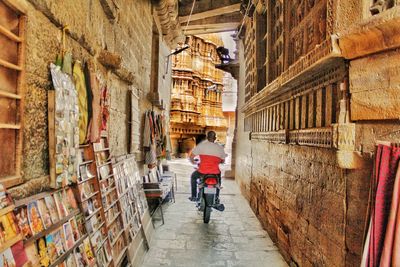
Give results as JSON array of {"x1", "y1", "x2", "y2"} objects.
[{"x1": 188, "y1": 131, "x2": 226, "y2": 202}]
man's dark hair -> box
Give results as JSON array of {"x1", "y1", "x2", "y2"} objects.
[{"x1": 207, "y1": 131, "x2": 216, "y2": 142}]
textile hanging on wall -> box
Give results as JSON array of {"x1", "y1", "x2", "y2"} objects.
[
  {"x1": 73, "y1": 61, "x2": 89, "y2": 144},
  {"x1": 143, "y1": 111, "x2": 170, "y2": 166},
  {"x1": 361, "y1": 144, "x2": 400, "y2": 267},
  {"x1": 100, "y1": 85, "x2": 110, "y2": 132},
  {"x1": 84, "y1": 62, "x2": 102, "y2": 143}
]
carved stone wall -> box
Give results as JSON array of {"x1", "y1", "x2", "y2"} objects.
[
  {"x1": 246, "y1": 60, "x2": 346, "y2": 148},
  {"x1": 235, "y1": 0, "x2": 400, "y2": 266},
  {"x1": 169, "y1": 35, "x2": 228, "y2": 155}
]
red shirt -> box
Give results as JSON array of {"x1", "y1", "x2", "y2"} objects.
[{"x1": 191, "y1": 141, "x2": 226, "y2": 174}]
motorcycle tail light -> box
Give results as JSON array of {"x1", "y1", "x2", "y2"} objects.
[{"x1": 205, "y1": 178, "x2": 218, "y2": 185}]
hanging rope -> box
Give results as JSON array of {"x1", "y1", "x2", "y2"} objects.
[
  {"x1": 236, "y1": 1, "x2": 252, "y2": 39},
  {"x1": 183, "y1": 0, "x2": 196, "y2": 35}
]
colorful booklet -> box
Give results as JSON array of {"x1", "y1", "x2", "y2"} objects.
[
  {"x1": 37, "y1": 237, "x2": 50, "y2": 267},
  {"x1": 24, "y1": 242, "x2": 40, "y2": 266},
  {"x1": 63, "y1": 222, "x2": 74, "y2": 250},
  {"x1": 65, "y1": 188, "x2": 78, "y2": 211},
  {"x1": 46, "y1": 233, "x2": 58, "y2": 263},
  {"x1": 27, "y1": 201, "x2": 45, "y2": 235},
  {"x1": 74, "y1": 214, "x2": 86, "y2": 237},
  {"x1": 10, "y1": 240, "x2": 28, "y2": 267},
  {"x1": 65, "y1": 253, "x2": 77, "y2": 267},
  {"x1": 52, "y1": 228, "x2": 65, "y2": 257},
  {"x1": 0, "y1": 248, "x2": 16, "y2": 267},
  {"x1": 44, "y1": 195, "x2": 60, "y2": 223},
  {"x1": 69, "y1": 217, "x2": 80, "y2": 243},
  {"x1": 82, "y1": 237, "x2": 95, "y2": 265},
  {"x1": 54, "y1": 191, "x2": 68, "y2": 218},
  {"x1": 37, "y1": 199, "x2": 52, "y2": 229},
  {"x1": 73, "y1": 245, "x2": 86, "y2": 267},
  {"x1": 14, "y1": 207, "x2": 32, "y2": 239}
]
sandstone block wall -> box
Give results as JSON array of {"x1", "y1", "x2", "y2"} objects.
[
  {"x1": 236, "y1": 0, "x2": 400, "y2": 266},
  {"x1": 9, "y1": 0, "x2": 170, "y2": 198}
]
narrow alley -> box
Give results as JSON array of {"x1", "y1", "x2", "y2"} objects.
[
  {"x1": 142, "y1": 159, "x2": 287, "y2": 267},
  {"x1": 0, "y1": 0, "x2": 399, "y2": 267}
]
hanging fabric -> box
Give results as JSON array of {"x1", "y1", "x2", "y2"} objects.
[
  {"x1": 84, "y1": 61, "x2": 101, "y2": 143},
  {"x1": 380, "y1": 166, "x2": 400, "y2": 266},
  {"x1": 73, "y1": 61, "x2": 89, "y2": 144},
  {"x1": 361, "y1": 144, "x2": 400, "y2": 267},
  {"x1": 100, "y1": 85, "x2": 109, "y2": 131}
]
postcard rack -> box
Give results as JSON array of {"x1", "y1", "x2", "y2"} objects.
[
  {"x1": 11, "y1": 187, "x2": 95, "y2": 266},
  {"x1": 93, "y1": 132, "x2": 128, "y2": 266},
  {"x1": 74, "y1": 142, "x2": 113, "y2": 266}
]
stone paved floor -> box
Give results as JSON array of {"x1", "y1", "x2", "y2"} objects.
[{"x1": 141, "y1": 159, "x2": 288, "y2": 267}]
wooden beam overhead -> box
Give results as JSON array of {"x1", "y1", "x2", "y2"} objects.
[
  {"x1": 179, "y1": 3, "x2": 241, "y2": 23},
  {"x1": 186, "y1": 28, "x2": 237, "y2": 35},
  {"x1": 182, "y1": 11, "x2": 241, "y2": 26},
  {"x1": 184, "y1": 22, "x2": 239, "y2": 31},
  {"x1": 184, "y1": 22, "x2": 239, "y2": 35}
]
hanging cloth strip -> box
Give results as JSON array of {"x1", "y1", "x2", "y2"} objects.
[
  {"x1": 362, "y1": 144, "x2": 400, "y2": 267},
  {"x1": 73, "y1": 61, "x2": 89, "y2": 144},
  {"x1": 84, "y1": 62, "x2": 101, "y2": 143},
  {"x1": 380, "y1": 165, "x2": 400, "y2": 266}
]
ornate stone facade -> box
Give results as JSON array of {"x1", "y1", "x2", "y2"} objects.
[
  {"x1": 170, "y1": 35, "x2": 227, "y2": 156},
  {"x1": 235, "y1": 1, "x2": 400, "y2": 266}
]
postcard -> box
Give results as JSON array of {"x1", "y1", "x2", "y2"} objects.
[
  {"x1": 46, "y1": 233, "x2": 58, "y2": 263},
  {"x1": 63, "y1": 222, "x2": 74, "y2": 250},
  {"x1": 0, "y1": 248, "x2": 16, "y2": 267},
  {"x1": 54, "y1": 191, "x2": 68, "y2": 218},
  {"x1": 52, "y1": 228, "x2": 65, "y2": 257},
  {"x1": 69, "y1": 217, "x2": 80, "y2": 243},
  {"x1": 44, "y1": 195, "x2": 60, "y2": 224},
  {"x1": 14, "y1": 207, "x2": 32, "y2": 239},
  {"x1": 27, "y1": 201, "x2": 45, "y2": 235},
  {"x1": 37, "y1": 199, "x2": 52, "y2": 229}
]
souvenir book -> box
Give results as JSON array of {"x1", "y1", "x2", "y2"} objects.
[
  {"x1": 63, "y1": 222, "x2": 74, "y2": 250},
  {"x1": 44, "y1": 195, "x2": 60, "y2": 224},
  {"x1": 46, "y1": 233, "x2": 58, "y2": 263},
  {"x1": 74, "y1": 214, "x2": 86, "y2": 237},
  {"x1": 73, "y1": 246, "x2": 86, "y2": 267},
  {"x1": 54, "y1": 191, "x2": 68, "y2": 218},
  {"x1": 24, "y1": 242, "x2": 40, "y2": 266},
  {"x1": 27, "y1": 201, "x2": 45, "y2": 236},
  {"x1": 96, "y1": 247, "x2": 106, "y2": 267},
  {"x1": 0, "y1": 213, "x2": 18, "y2": 244},
  {"x1": 0, "y1": 248, "x2": 16, "y2": 267},
  {"x1": 52, "y1": 228, "x2": 65, "y2": 257},
  {"x1": 66, "y1": 188, "x2": 78, "y2": 210},
  {"x1": 69, "y1": 218, "x2": 80, "y2": 242},
  {"x1": 0, "y1": 184, "x2": 12, "y2": 210},
  {"x1": 14, "y1": 207, "x2": 32, "y2": 239},
  {"x1": 62, "y1": 189, "x2": 74, "y2": 213},
  {"x1": 65, "y1": 253, "x2": 77, "y2": 267},
  {"x1": 37, "y1": 199, "x2": 52, "y2": 229},
  {"x1": 37, "y1": 237, "x2": 50, "y2": 267},
  {"x1": 82, "y1": 237, "x2": 94, "y2": 265},
  {"x1": 10, "y1": 240, "x2": 28, "y2": 267},
  {"x1": 104, "y1": 240, "x2": 112, "y2": 262}
]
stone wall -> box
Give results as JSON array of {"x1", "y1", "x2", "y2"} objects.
[
  {"x1": 9, "y1": 0, "x2": 172, "y2": 198},
  {"x1": 235, "y1": 1, "x2": 400, "y2": 266}
]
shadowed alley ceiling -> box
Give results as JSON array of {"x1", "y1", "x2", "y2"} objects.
[{"x1": 178, "y1": 0, "x2": 243, "y2": 35}]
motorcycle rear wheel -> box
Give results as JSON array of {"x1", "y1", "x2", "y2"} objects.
[{"x1": 203, "y1": 194, "x2": 214, "y2": 223}]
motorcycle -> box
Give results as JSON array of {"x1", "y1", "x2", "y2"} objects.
[{"x1": 196, "y1": 174, "x2": 225, "y2": 223}]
